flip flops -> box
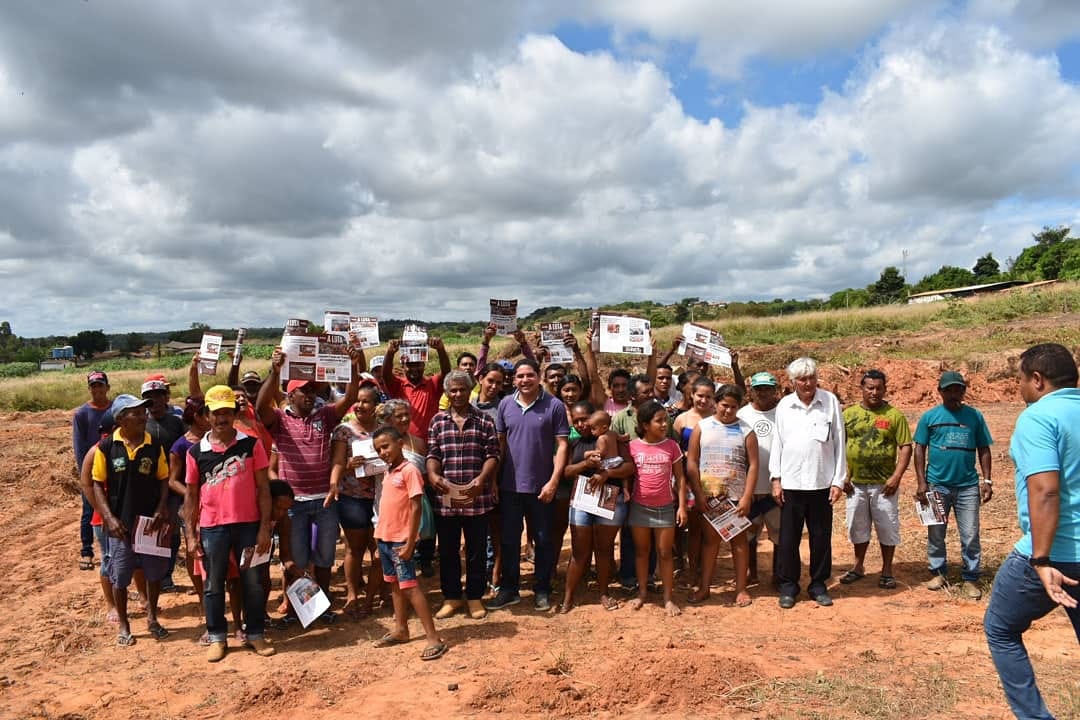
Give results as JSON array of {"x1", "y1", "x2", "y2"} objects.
[
  {"x1": 878, "y1": 575, "x2": 897, "y2": 589},
  {"x1": 373, "y1": 633, "x2": 408, "y2": 648},
  {"x1": 839, "y1": 570, "x2": 866, "y2": 585},
  {"x1": 148, "y1": 622, "x2": 170, "y2": 640},
  {"x1": 78, "y1": 557, "x2": 94, "y2": 571},
  {"x1": 421, "y1": 642, "x2": 448, "y2": 661},
  {"x1": 116, "y1": 632, "x2": 137, "y2": 647}
]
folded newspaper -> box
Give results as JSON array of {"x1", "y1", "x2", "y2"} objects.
[{"x1": 702, "y1": 497, "x2": 751, "y2": 542}]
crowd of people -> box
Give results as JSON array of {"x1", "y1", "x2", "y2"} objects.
[{"x1": 71, "y1": 328, "x2": 1078, "y2": 719}]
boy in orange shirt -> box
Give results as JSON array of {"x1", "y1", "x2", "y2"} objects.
[{"x1": 371, "y1": 426, "x2": 447, "y2": 661}]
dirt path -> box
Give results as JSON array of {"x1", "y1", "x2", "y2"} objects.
[{"x1": 0, "y1": 397, "x2": 1076, "y2": 719}]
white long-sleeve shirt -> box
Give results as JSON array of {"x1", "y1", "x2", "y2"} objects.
[{"x1": 768, "y1": 388, "x2": 847, "y2": 491}]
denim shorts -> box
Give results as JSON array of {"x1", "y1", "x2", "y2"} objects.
[
  {"x1": 569, "y1": 490, "x2": 629, "y2": 527},
  {"x1": 377, "y1": 540, "x2": 419, "y2": 589},
  {"x1": 338, "y1": 495, "x2": 374, "y2": 531},
  {"x1": 92, "y1": 525, "x2": 109, "y2": 578},
  {"x1": 104, "y1": 536, "x2": 169, "y2": 588},
  {"x1": 628, "y1": 502, "x2": 675, "y2": 529}
]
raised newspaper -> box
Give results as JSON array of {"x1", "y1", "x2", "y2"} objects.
[
  {"x1": 701, "y1": 496, "x2": 752, "y2": 542},
  {"x1": 570, "y1": 475, "x2": 619, "y2": 520},
  {"x1": 324, "y1": 310, "x2": 351, "y2": 338},
  {"x1": 597, "y1": 314, "x2": 651, "y2": 355},
  {"x1": 286, "y1": 577, "x2": 331, "y2": 628},
  {"x1": 678, "y1": 322, "x2": 731, "y2": 368},
  {"x1": 280, "y1": 319, "x2": 352, "y2": 382},
  {"x1": 489, "y1": 298, "x2": 518, "y2": 336},
  {"x1": 400, "y1": 324, "x2": 429, "y2": 363},
  {"x1": 198, "y1": 332, "x2": 223, "y2": 376},
  {"x1": 348, "y1": 316, "x2": 380, "y2": 349},
  {"x1": 539, "y1": 321, "x2": 574, "y2": 364}
]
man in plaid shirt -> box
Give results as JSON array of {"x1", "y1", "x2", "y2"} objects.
[{"x1": 426, "y1": 370, "x2": 501, "y2": 620}]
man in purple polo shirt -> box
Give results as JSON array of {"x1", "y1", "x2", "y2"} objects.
[
  {"x1": 256, "y1": 345, "x2": 365, "y2": 611},
  {"x1": 487, "y1": 359, "x2": 570, "y2": 612}
]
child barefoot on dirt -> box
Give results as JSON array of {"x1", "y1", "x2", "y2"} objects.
[
  {"x1": 626, "y1": 400, "x2": 688, "y2": 617},
  {"x1": 371, "y1": 426, "x2": 447, "y2": 661}
]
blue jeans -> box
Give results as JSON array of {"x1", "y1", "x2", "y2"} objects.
[
  {"x1": 927, "y1": 484, "x2": 981, "y2": 581},
  {"x1": 288, "y1": 498, "x2": 340, "y2": 569},
  {"x1": 200, "y1": 522, "x2": 266, "y2": 643},
  {"x1": 984, "y1": 551, "x2": 1080, "y2": 720},
  {"x1": 500, "y1": 490, "x2": 554, "y2": 595}
]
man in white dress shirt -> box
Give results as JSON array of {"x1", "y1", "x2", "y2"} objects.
[{"x1": 769, "y1": 358, "x2": 846, "y2": 608}]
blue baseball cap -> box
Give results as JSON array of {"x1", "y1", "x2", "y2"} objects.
[
  {"x1": 749, "y1": 372, "x2": 778, "y2": 387},
  {"x1": 109, "y1": 394, "x2": 150, "y2": 422}
]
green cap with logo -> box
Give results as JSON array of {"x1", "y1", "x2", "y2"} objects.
[
  {"x1": 938, "y1": 370, "x2": 967, "y2": 389},
  {"x1": 749, "y1": 372, "x2": 779, "y2": 387}
]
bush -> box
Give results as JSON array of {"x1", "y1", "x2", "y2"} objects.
[{"x1": 0, "y1": 362, "x2": 38, "y2": 378}]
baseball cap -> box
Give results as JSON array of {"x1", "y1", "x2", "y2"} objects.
[
  {"x1": 286, "y1": 379, "x2": 313, "y2": 393},
  {"x1": 496, "y1": 359, "x2": 514, "y2": 371},
  {"x1": 141, "y1": 379, "x2": 169, "y2": 396},
  {"x1": 368, "y1": 355, "x2": 385, "y2": 369},
  {"x1": 749, "y1": 372, "x2": 778, "y2": 388},
  {"x1": 86, "y1": 370, "x2": 109, "y2": 386},
  {"x1": 938, "y1": 371, "x2": 967, "y2": 389},
  {"x1": 205, "y1": 385, "x2": 237, "y2": 412},
  {"x1": 240, "y1": 371, "x2": 262, "y2": 386},
  {"x1": 109, "y1": 394, "x2": 150, "y2": 422}
]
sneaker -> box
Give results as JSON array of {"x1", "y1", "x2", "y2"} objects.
[
  {"x1": 435, "y1": 600, "x2": 464, "y2": 619},
  {"x1": 961, "y1": 581, "x2": 983, "y2": 600},
  {"x1": 925, "y1": 574, "x2": 949, "y2": 591},
  {"x1": 485, "y1": 590, "x2": 521, "y2": 610},
  {"x1": 246, "y1": 637, "x2": 276, "y2": 657},
  {"x1": 207, "y1": 640, "x2": 227, "y2": 663},
  {"x1": 467, "y1": 599, "x2": 487, "y2": 620},
  {"x1": 534, "y1": 592, "x2": 551, "y2": 611}
]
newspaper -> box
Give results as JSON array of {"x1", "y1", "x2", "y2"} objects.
[
  {"x1": 569, "y1": 475, "x2": 619, "y2": 520},
  {"x1": 231, "y1": 328, "x2": 246, "y2": 367},
  {"x1": 280, "y1": 319, "x2": 352, "y2": 382},
  {"x1": 324, "y1": 310, "x2": 351, "y2": 338},
  {"x1": 597, "y1": 314, "x2": 651, "y2": 355},
  {"x1": 915, "y1": 490, "x2": 947, "y2": 526},
  {"x1": 315, "y1": 332, "x2": 351, "y2": 384},
  {"x1": 198, "y1": 332, "x2": 223, "y2": 376},
  {"x1": 239, "y1": 545, "x2": 271, "y2": 571},
  {"x1": 590, "y1": 309, "x2": 600, "y2": 351},
  {"x1": 445, "y1": 483, "x2": 475, "y2": 509},
  {"x1": 132, "y1": 515, "x2": 172, "y2": 558},
  {"x1": 539, "y1": 321, "x2": 574, "y2": 364},
  {"x1": 701, "y1": 496, "x2": 752, "y2": 542},
  {"x1": 348, "y1": 316, "x2": 380, "y2": 349},
  {"x1": 400, "y1": 324, "x2": 429, "y2": 363},
  {"x1": 489, "y1": 298, "x2": 518, "y2": 336},
  {"x1": 678, "y1": 322, "x2": 732, "y2": 368},
  {"x1": 351, "y1": 438, "x2": 388, "y2": 478},
  {"x1": 286, "y1": 577, "x2": 331, "y2": 628}
]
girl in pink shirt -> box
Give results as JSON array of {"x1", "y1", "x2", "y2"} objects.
[{"x1": 627, "y1": 400, "x2": 688, "y2": 616}]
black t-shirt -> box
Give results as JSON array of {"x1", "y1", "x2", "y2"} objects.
[{"x1": 147, "y1": 413, "x2": 186, "y2": 464}]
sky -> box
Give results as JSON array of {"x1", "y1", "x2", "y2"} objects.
[{"x1": 2, "y1": 1, "x2": 1080, "y2": 337}]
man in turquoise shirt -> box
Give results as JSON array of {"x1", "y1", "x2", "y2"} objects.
[
  {"x1": 913, "y1": 371, "x2": 993, "y2": 599},
  {"x1": 984, "y1": 343, "x2": 1079, "y2": 720}
]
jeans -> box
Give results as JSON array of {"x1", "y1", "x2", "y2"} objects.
[
  {"x1": 437, "y1": 513, "x2": 490, "y2": 600},
  {"x1": 984, "y1": 551, "x2": 1080, "y2": 720},
  {"x1": 288, "y1": 498, "x2": 340, "y2": 569},
  {"x1": 80, "y1": 496, "x2": 94, "y2": 557},
  {"x1": 201, "y1": 522, "x2": 266, "y2": 643},
  {"x1": 927, "y1": 484, "x2": 981, "y2": 581},
  {"x1": 777, "y1": 488, "x2": 833, "y2": 598},
  {"x1": 500, "y1": 490, "x2": 554, "y2": 595}
]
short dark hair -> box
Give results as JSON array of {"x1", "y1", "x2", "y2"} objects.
[
  {"x1": 656, "y1": 363, "x2": 673, "y2": 373},
  {"x1": 861, "y1": 369, "x2": 887, "y2": 385},
  {"x1": 182, "y1": 396, "x2": 208, "y2": 425},
  {"x1": 1020, "y1": 343, "x2": 1079, "y2": 389},
  {"x1": 631, "y1": 373, "x2": 653, "y2": 388},
  {"x1": 269, "y1": 480, "x2": 295, "y2": 500},
  {"x1": 571, "y1": 400, "x2": 595, "y2": 415},
  {"x1": 558, "y1": 374, "x2": 584, "y2": 391},
  {"x1": 635, "y1": 399, "x2": 667, "y2": 437},
  {"x1": 545, "y1": 363, "x2": 566, "y2": 376},
  {"x1": 690, "y1": 376, "x2": 716, "y2": 394},
  {"x1": 479, "y1": 362, "x2": 506, "y2": 378},
  {"x1": 514, "y1": 358, "x2": 540, "y2": 374},
  {"x1": 716, "y1": 383, "x2": 744, "y2": 403},
  {"x1": 608, "y1": 368, "x2": 631, "y2": 387},
  {"x1": 373, "y1": 425, "x2": 403, "y2": 442},
  {"x1": 456, "y1": 351, "x2": 477, "y2": 366}
]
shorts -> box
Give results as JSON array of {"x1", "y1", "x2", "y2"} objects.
[
  {"x1": 845, "y1": 484, "x2": 900, "y2": 546},
  {"x1": 749, "y1": 493, "x2": 781, "y2": 542},
  {"x1": 104, "y1": 536, "x2": 169, "y2": 588},
  {"x1": 338, "y1": 495, "x2": 374, "y2": 531},
  {"x1": 93, "y1": 525, "x2": 109, "y2": 578},
  {"x1": 628, "y1": 502, "x2": 675, "y2": 529},
  {"x1": 569, "y1": 490, "x2": 629, "y2": 527},
  {"x1": 377, "y1": 540, "x2": 419, "y2": 589}
]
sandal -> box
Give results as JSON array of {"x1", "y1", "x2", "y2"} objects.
[
  {"x1": 600, "y1": 595, "x2": 620, "y2": 611},
  {"x1": 78, "y1": 556, "x2": 94, "y2": 571},
  {"x1": 116, "y1": 632, "x2": 137, "y2": 647},
  {"x1": 373, "y1": 632, "x2": 408, "y2": 648},
  {"x1": 686, "y1": 591, "x2": 710, "y2": 605},
  {"x1": 148, "y1": 622, "x2": 170, "y2": 640},
  {"x1": 421, "y1": 642, "x2": 448, "y2": 661},
  {"x1": 839, "y1": 570, "x2": 866, "y2": 585},
  {"x1": 878, "y1": 575, "x2": 897, "y2": 589}
]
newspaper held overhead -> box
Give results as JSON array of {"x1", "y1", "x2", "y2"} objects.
[
  {"x1": 597, "y1": 314, "x2": 651, "y2": 355},
  {"x1": 231, "y1": 328, "x2": 246, "y2": 367},
  {"x1": 489, "y1": 299, "x2": 518, "y2": 336},
  {"x1": 198, "y1": 332, "x2": 223, "y2": 376},
  {"x1": 324, "y1": 310, "x2": 350, "y2": 338},
  {"x1": 539, "y1": 321, "x2": 574, "y2": 364},
  {"x1": 677, "y1": 322, "x2": 732, "y2": 368},
  {"x1": 280, "y1": 319, "x2": 352, "y2": 383},
  {"x1": 400, "y1": 324, "x2": 429, "y2": 364},
  {"x1": 701, "y1": 497, "x2": 752, "y2": 542},
  {"x1": 132, "y1": 516, "x2": 172, "y2": 558},
  {"x1": 286, "y1": 577, "x2": 331, "y2": 628},
  {"x1": 569, "y1": 475, "x2": 619, "y2": 520},
  {"x1": 315, "y1": 332, "x2": 352, "y2": 384},
  {"x1": 348, "y1": 316, "x2": 380, "y2": 349}
]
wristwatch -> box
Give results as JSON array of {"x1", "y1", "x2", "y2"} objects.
[
  {"x1": 1029, "y1": 556, "x2": 1051, "y2": 568},
  {"x1": 981, "y1": 478, "x2": 993, "y2": 485}
]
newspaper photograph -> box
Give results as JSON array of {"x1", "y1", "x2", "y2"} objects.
[
  {"x1": 132, "y1": 516, "x2": 172, "y2": 559},
  {"x1": 239, "y1": 545, "x2": 271, "y2": 571},
  {"x1": 569, "y1": 475, "x2": 619, "y2": 520},
  {"x1": 702, "y1": 496, "x2": 752, "y2": 542},
  {"x1": 597, "y1": 313, "x2": 651, "y2": 355},
  {"x1": 323, "y1": 310, "x2": 351, "y2": 338},
  {"x1": 197, "y1": 332, "x2": 223, "y2": 376},
  {"x1": 286, "y1": 577, "x2": 331, "y2": 628},
  {"x1": 678, "y1": 322, "x2": 732, "y2": 368},
  {"x1": 915, "y1": 490, "x2": 948, "y2": 526},
  {"x1": 315, "y1": 333, "x2": 352, "y2": 383},
  {"x1": 489, "y1": 298, "x2": 518, "y2": 336},
  {"x1": 400, "y1": 323, "x2": 429, "y2": 363},
  {"x1": 539, "y1": 321, "x2": 574, "y2": 364},
  {"x1": 348, "y1": 316, "x2": 380, "y2": 349}
]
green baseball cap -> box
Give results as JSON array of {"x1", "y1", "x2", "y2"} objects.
[
  {"x1": 938, "y1": 371, "x2": 967, "y2": 389},
  {"x1": 750, "y1": 372, "x2": 779, "y2": 387}
]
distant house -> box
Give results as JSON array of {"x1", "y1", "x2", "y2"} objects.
[
  {"x1": 162, "y1": 340, "x2": 202, "y2": 355},
  {"x1": 40, "y1": 358, "x2": 75, "y2": 371},
  {"x1": 907, "y1": 280, "x2": 1027, "y2": 305}
]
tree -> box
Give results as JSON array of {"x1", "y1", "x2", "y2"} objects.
[
  {"x1": 0, "y1": 321, "x2": 10, "y2": 337},
  {"x1": 869, "y1": 266, "x2": 907, "y2": 305},
  {"x1": 70, "y1": 329, "x2": 109, "y2": 360},
  {"x1": 673, "y1": 301, "x2": 690, "y2": 323},
  {"x1": 122, "y1": 332, "x2": 146, "y2": 356},
  {"x1": 1011, "y1": 225, "x2": 1071, "y2": 278},
  {"x1": 911, "y1": 266, "x2": 976, "y2": 294},
  {"x1": 972, "y1": 253, "x2": 1000, "y2": 281}
]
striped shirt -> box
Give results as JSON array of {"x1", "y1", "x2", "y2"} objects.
[
  {"x1": 270, "y1": 405, "x2": 338, "y2": 499},
  {"x1": 427, "y1": 407, "x2": 500, "y2": 516}
]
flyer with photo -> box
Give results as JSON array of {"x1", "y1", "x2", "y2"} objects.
[
  {"x1": 324, "y1": 310, "x2": 351, "y2": 338},
  {"x1": 132, "y1": 516, "x2": 172, "y2": 558},
  {"x1": 597, "y1": 314, "x2": 651, "y2": 355},
  {"x1": 315, "y1": 333, "x2": 352, "y2": 384},
  {"x1": 489, "y1": 298, "x2": 518, "y2": 336},
  {"x1": 351, "y1": 438, "x2": 388, "y2": 478},
  {"x1": 286, "y1": 577, "x2": 331, "y2": 628},
  {"x1": 400, "y1": 324, "x2": 429, "y2": 363},
  {"x1": 701, "y1": 497, "x2": 752, "y2": 542},
  {"x1": 281, "y1": 318, "x2": 316, "y2": 381},
  {"x1": 915, "y1": 490, "x2": 947, "y2": 526},
  {"x1": 198, "y1": 332, "x2": 223, "y2": 376},
  {"x1": 348, "y1": 316, "x2": 380, "y2": 349},
  {"x1": 539, "y1": 321, "x2": 574, "y2": 364},
  {"x1": 678, "y1": 322, "x2": 732, "y2": 368},
  {"x1": 239, "y1": 545, "x2": 271, "y2": 571},
  {"x1": 570, "y1": 475, "x2": 619, "y2": 520}
]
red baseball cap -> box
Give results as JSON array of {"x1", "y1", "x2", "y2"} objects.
[{"x1": 286, "y1": 379, "x2": 313, "y2": 393}]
